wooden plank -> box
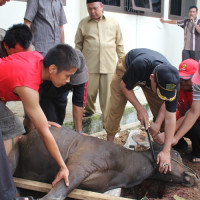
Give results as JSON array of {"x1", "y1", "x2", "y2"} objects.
[{"x1": 14, "y1": 177, "x2": 133, "y2": 200}]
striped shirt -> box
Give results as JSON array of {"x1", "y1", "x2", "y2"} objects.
[
  {"x1": 193, "y1": 83, "x2": 200, "y2": 100},
  {"x1": 177, "y1": 19, "x2": 200, "y2": 51},
  {"x1": 24, "y1": 0, "x2": 67, "y2": 54}
]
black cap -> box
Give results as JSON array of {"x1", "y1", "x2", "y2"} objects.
[
  {"x1": 154, "y1": 64, "x2": 180, "y2": 102},
  {"x1": 87, "y1": 0, "x2": 102, "y2": 3}
]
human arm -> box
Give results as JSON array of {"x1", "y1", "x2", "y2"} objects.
[
  {"x1": 120, "y1": 80, "x2": 149, "y2": 129},
  {"x1": 24, "y1": 19, "x2": 32, "y2": 28},
  {"x1": 149, "y1": 103, "x2": 165, "y2": 137},
  {"x1": 157, "y1": 111, "x2": 176, "y2": 174},
  {"x1": 115, "y1": 23, "x2": 125, "y2": 59},
  {"x1": 60, "y1": 25, "x2": 65, "y2": 43},
  {"x1": 14, "y1": 86, "x2": 69, "y2": 186},
  {"x1": 191, "y1": 18, "x2": 200, "y2": 34},
  {"x1": 74, "y1": 24, "x2": 83, "y2": 51},
  {"x1": 160, "y1": 18, "x2": 177, "y2": 24},
  {"x1": 173, "y1": 100, "x2": 200, "y2": 145},
  {"x1": 73, "y1": 104, "x2": 84, "y2": 133}
]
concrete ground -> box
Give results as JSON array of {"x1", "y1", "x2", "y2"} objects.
[{"x1": 6, "y1": 86, "x2": 147, "y2": 133}]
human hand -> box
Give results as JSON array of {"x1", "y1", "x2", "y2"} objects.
[
  {"x1": 190, "y1": 14, "x2": 194, "y2": 23},
  {"x1": 52, "y1": 166, "x2": 69, "y2": 187},
  {"x1": 160, "y1": 17, "x2": 164, "y2": 23},
  {"x1": 48, "y1": 121, "x2": 61, "y2": 128},
  {"x1": 137, "y1": 107, "x2": 149, "y2": 129},
  {"x1": 153, "y1": 132, "x2": 165, "y2": 144},
  {"x1": 157, "y1": 150, "x2": 171, "y2": 174},
  {"x1": 149, "y1": 123, "x2": 160, "y2": 138}
]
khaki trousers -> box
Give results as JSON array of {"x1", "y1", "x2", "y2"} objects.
[
  {"x1": 85, "y1": 73, "x2": 113, "y2": 125},
  {"x1": 105, "y1": 55, "x2": 164, "y2": 136}
]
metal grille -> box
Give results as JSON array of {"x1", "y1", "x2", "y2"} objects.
[
  {"x1": 102, "y1": 0, "x2": 120, "y2": 6},
  {"x1": 125, "y1": 0, "x2": 161, "y2": 13}
]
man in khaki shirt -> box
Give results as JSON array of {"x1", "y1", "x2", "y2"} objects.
[{"x1": 75, "y1": 0, "x2": 125, "y2": 126}]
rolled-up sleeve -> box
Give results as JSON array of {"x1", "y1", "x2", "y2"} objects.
[{"x1": 24, "y1": 0, "x2": 39, "y2": 22}]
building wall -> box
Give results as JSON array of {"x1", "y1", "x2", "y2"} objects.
[{"x1": 0, "y1": 0, "x2": 199, "y2": 68}]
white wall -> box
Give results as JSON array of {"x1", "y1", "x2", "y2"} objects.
[{"x1": 0, "y1": 0, "x2": 191, "y2": 68}]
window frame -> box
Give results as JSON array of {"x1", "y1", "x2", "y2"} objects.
[
  {"x1": 131, "y1": 0, "x2": 153, "y2": 12},
  {"x1": 168, "y1": 0, "x2": 185, "y2": 20},
  {"x1": 103, "y1": 0, "x2": 164, "y2": 18}
]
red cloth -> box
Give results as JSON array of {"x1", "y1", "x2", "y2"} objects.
[
  {"x1": 176, "y1": 86, "x2": 200, "y2": 120},
  {"x1": 0, "y1": 51, "x2": 43, "y2": 102}
]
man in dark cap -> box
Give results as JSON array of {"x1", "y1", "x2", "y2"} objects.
[
  {"x1": 75, "y1": 0, "x2": 125, "y2": 127},
  {"x1": 105, "y1": 48, "x2": 180, "y2": 174}
]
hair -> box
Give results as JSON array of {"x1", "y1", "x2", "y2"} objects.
[
  {"x1": 2, "y1": 23, "x2": 32, "y2": 49},
  {"x1": 43, "y1": 44, "x2": 80, "y2": 72},
  {"x1": 189, "y1": 5, "x2": 198, "y2": 12}
]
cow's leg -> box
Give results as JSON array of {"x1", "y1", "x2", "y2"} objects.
[{"x1": 40, "y1": 165, "x2": 90, "y2": 200}]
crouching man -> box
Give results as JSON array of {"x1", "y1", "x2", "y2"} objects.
[{"x1": 105, "y1": 48, "x2": 180, "y2": 174}]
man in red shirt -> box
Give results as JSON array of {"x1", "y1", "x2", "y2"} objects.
[
  {"x1": 0, "y1": 44, "x2": 79, "y2": 200},
  {"x1": 156, "y1": 59, "x2": 200, "y2": 163}
]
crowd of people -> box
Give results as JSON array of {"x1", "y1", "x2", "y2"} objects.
[{"x1": 0, "y1": 0, "x2": 200, "y2": 199}]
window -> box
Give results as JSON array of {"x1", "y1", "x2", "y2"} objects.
[
  {"x1": 125, "y1": 0, "x2": 163, "y2": 17},
  {"x1": 131, "y1": 0, "x2": 153, "y2": 12},
  {"x1": 102, "y1": 0, "x2": 120, "y2": 6},
  {"x1": 103, "y1": 0, "x2": 163, "y2": 17},
  {"x1": 168, "y1": 0, "x2": 197, "y2": 20},
  {"x1": 103, "y1": 0, "x2": 125, "y2": 13}
]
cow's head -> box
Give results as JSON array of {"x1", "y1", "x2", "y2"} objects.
[{"x1": 151, "y1": 143, "x2": 199, "y2": 186}]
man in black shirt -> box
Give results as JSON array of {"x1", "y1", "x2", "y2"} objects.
[{"x1": 105, "y1": 48, "x2": 180, "y2": 174}]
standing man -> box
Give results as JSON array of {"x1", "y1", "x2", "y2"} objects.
[
  {"x1": 24, "y1": 0, "x2": 67, "y2": 56},
  {"x1": 75, "y1": 0, "x2": 125, "y2": 126},
  {"x1": 105, "y1": 48, "x2": 180, "y2": 174},
  {"x1": 160, "y1": 6, "x2": 200, "y2": 61}
]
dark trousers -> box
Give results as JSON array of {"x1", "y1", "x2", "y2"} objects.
[
  {"x1": 182, "y1": 50, "x2": 200, "y2": 62},
  {"x1": 185, "y1": 120, "x2": 200, "y2": 158},
  {"x1": 40, "y1": 91, "x2": 69, "y2": 125},
  {"x1": 0, "y1": 130, "x2": 16, "y2": 200}
]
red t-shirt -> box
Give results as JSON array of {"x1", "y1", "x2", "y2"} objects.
[
  {"x1": 176, "y1": 86, "x2": 200, "y2": 120},
  {"x1": 0, "y1": 51, "x2": 43, "y2": 102}
]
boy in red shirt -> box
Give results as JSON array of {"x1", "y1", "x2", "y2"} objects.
[{"x1": 0, "y1": 44, "x2": 79, "y2": 200}]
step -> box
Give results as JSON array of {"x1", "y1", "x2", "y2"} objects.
[{"x1": 63, "y1": 103, "x2": 153, "y2": 134}]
